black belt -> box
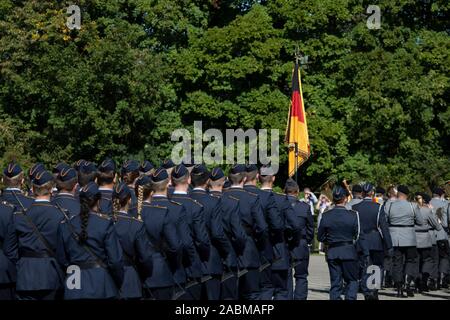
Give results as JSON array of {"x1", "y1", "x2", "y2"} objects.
[
  {"x1": 328, "y1": 241, "x2": 354, "y2": 248},
  {"x1": 19, "y1": 248, "x2": 53, "y2": 258},
  {"x1": 389, "y1": 224, "x2": 414, "y2": 228},
  {"x1": 416, "y1": 229, "x2": 432, "y2": 233},
  {"x1": 77, "y1": 261, "x2": 104, "y2": 270}
]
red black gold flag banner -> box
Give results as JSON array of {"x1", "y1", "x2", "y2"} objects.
[{"x1": 285, "y1": 61, "x2": 310, "y2": 178}]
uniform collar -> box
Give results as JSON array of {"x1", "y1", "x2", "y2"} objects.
[
  {"x1": 192, "y1": 187, "x2": 206, "y2": 192},
  {"x1": 173, "y1": 191, "x2": 188, "y2": 195},
  {"x1": 34, "y1": 199, "x2": 50, "y2": 202},
  {"x1": 230, "y1": 185, "x2": 243, "y2": 189},
  {"x1": 261, "y1": 187, "x2": 272, "y2": 191},
  {"x1": 99, "y1": 187, "x2": 113, "y2": 191},
  {"x1": 5, "y1": 188, "x2": 22, "y2": 192},
  {"x1": 57, "y1": 192, "x2": 75, "y2": 197},
  {"x1": 152, "y1": 194, "x2": 167, "y2": 198}
]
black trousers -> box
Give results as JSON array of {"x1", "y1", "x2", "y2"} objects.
[
  {"x1": 391, "y1": 246, "x2": 419, "y2": 284},
  {"x1": 16, "y1": 289, "x2": 58, "y2": 300},
  {"x1": 221, "y1": 273, "x2": 238, "y2": 300},
  {"x1": 0, "y1": 283, "x2": 15, "y2": 300},
  {"x1": 203, "y1": 275, "x2": 221, "y2": 300},
  {"x1": 417, "y1": 247, "x2": 433, "y2": 276},
  {"x1": 437, "y1": 240, "x2": 450, "y2": 275},
  {"x1": 143, "y1": 286, "x2": 174, "y2": 300}
]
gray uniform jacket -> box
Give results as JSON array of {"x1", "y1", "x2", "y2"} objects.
[
  {"x1": 386, "y1": 199, "x2": 424, "y2": 247},
  {"x1": 415, "y1": 207, "x2": 441, "y2": 248},
  {"x1": 345, "y1": 198, "x2": 363, "y2": 210}
]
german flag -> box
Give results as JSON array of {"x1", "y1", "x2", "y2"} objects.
[{"x1": 285, "y1": 61, "x2": 310, "y2": 178}]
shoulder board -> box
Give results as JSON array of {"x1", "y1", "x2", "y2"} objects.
[
  {"x1": 190, "y1": 198, "x2": 203, "y2": 207},
  {"x1": 349, "y1": 209, "x2": 358, "y2": 214},
  {"x1": 169, "y1": 200, "x2": 182, "y2": 206},
  {"x1": 209, "y1": 193, "x2": 220, "y2": 198},
  {"x1": 246, "y1": 191, "x2": 258, "y2": 197},
  {"x1": 116, "y1": 215, "x2": 142, "y2": 223},
  {"x1": 229, "y1": 195, "x2": 240, "y2": 202},
  {"x1": 147, "y1": 204, "x2": 168, "y2": 210},
  {"x1": 1, "y1": 201, "x2": 14, "y2": 208},
  {"x1": 90, "y1": 212, "x2": 110, "y2": 220}
]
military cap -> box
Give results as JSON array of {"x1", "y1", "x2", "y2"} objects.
[
  {"x1": 284, "y1": 178, "x2": 299, "y2": 190},
  {"x1": 333, "y1": 186, "x2": 347, "y2": 201},
  {"x1": 121, "y1": 160, "x2": 140, "y2": 174},
  {"x1": 58, "y1": 167, "x2": 77, "y2": 182},
  {"x1": 230, "y1": 164, "x2": 246, "y2": 174},
  {"x1": 73, "y1": 159, "x2": 87, "y2": 171},
  {"x1": 432, "y1": 187, "x2": 445, "y2": 196},
  {"x1": 161, "y1": 159, "x2": 175, "y2": 169},
  {"x1": 397, "y1": 185, "x2": 410, "y2": 195},
  {"x1": 375, "y1": 187, "x2": 386, "y2": 195},
  {"x1": 150, "y1": 167, "x2": 169, "y2": 182},
  {"x1": 352, "y1": 184, "x2": 363, "y2": 193},
  {"x1": 3, "y1": 162, "x2": 23, "y2": 178},
  {"x1": 79, "y1": 182, "x2": 100, "y2": 199},
  {"x1": 171, "y1": 164, "x2": 189, "y2": 179},
  {"x1": 80, "y1": 161, "x2": 97, "y2": 174},
  {"x1": 53, "y1": 162, "x2": 69, "y2": 174},
  {"x1": 362, "y1": 183, "x2": 374, "y2": 193},
  {"x1": 135, "y1": 174, "x2": 151, "y2": 187},
  {"x1": 421, "y1": 193, "x2": 431, "y2": 204},
  {"x1": 210, "y1": 167, "x2": 224, "y2": 181},
  {"x1": 245, "y1": 164, "x2": 258, "y2": 172},
  {"x1": 223, "y1": 179, "x2": 232, "y2": 189},
  {"x1": 99, "y1": 158, "x2": 116, "y2": 173},
  {"x1": 29, "y1": 163, "x2": 46, "y2": 179},
  {"x1": 192, "y1": 164, "x2": 209, "y2": 176},
  {"x1": 140, "y1": 160, "x2": 154, "y2": 173},
  {"x1": 113, "y1": 182, "x2": 131, "y2": 201},
  {"x1": 32, "y1": 170, "x2": 54, "y2": 186}
]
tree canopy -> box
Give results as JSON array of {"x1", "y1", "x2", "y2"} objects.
[{"x1": 0, "y1": 0, "x2": 449, "y2": 192}]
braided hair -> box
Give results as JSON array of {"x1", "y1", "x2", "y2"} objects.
[
  {"x1": 78, "y1": 188, "x2": 101, "y2": 243},
  {"x1": 135, "y1": 175, "x2": 153, "y2": 219},
  {"x1": 112, "y1": 182, "x2": 132, "y2": 221}
]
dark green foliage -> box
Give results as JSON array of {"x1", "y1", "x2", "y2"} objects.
[{"x1": 0, "y1": 0, "x2": 448, "y2": 192}]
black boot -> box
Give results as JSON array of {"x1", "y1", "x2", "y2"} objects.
[
  {"x1": 406, "y1": 277, "x2": 415, "y2": 297},
  {"x1": 385, "y1": 273, "x2": 393, "y2": 288},
  {"x1": 421, "y1": 274, "x2": 430, "y2": 293},
  {"x1": 442, "y1": 275, "x2": 449, "y2": 289},
  {"x1": 396, "y1": 283, "x2": 407, "y2": 298},
  {"x1": 428, "y1": 278, "x2": 437, "y2": 291}
]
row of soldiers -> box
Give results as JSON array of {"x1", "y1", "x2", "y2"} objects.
[
  {"x1": 0, "y1": 159, "x2": 314, "y2": 300},
  {"x1": 324, "y1": 183, "x2": 450, "y2": 300}
]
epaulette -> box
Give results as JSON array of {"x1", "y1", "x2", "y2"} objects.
[
  {"x1": 349, "y1": 209, "x2": 358, "y2": 215},
  {"x1": 1, "y1": 201, "x2": 14, "y2": 208},
  {"x1": 169, "y1": 200, "x2": 182, "y2": 206},
  {"x1": 116, "y1": 214, "x2": 142, "y2": 222},
  {"x1": 147, "y1": 204, "x2": 168, "y2": 210},
  {"x1": 229, "y1": 195, "x2": 240, "y2": 202},
  {"x1": 190, "y1": 198, "x2": 203, "y2": 208},
  {"x1": 210, "y1": 194, "x2": 221, "y2": 199},
  {"x1": 90, "y1": 212, "x2": 111, "y2": 220},
  {"x1": 246, "y1": 191, "x2": 258, "y2": 197}
]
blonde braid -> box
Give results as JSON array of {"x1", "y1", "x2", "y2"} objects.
[
  {"x1": 137, "y1": 185, "x2": 144, "y2": 220},
  {"x1": 112, "y1": 197, "x2": 120, "y2": 222}
]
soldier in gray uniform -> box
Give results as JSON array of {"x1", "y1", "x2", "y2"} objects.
[
  {"x1": 414, "y1": 193, "x2": 442, "y2": 292},
  {"x1": 385, "y1": 185, "x2": 424, "y2": 297},
  {"x1": 345, "y1": 184, "x2": 363, "y2": 210},
  {"x1": 382, "y1": 185, "x2": 397, "y2": 288},
  {"x1": 431, "y1": 188, "x2": 449, "y2": 289}
]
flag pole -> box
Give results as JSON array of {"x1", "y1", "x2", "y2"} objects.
[{"x1": 294, "y1": 45, "x2": 300, "y2": 183}]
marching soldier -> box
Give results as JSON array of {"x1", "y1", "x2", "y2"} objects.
[
  {"x1": 148, "y1": 167, "x2": 195, "y2": 299},
  {"x1": 56, "y1": 182, "x2": 124, "y2": 299},
  {"x1": 112, "y1": 182, "x2": 155, "y2": 299},
  {"x1": 244, "y1": 164, "x2": 283, "y2": 300},
  {"x1": 382, "y1": 185, "x2": 398, "y2": 288},
  {"x1": 77, "y1": 161, "x2": 97, "y2": 188},
  {"x1": 51, "y1": 163, "x2": 70, "y2": 196},
  {"x1": 345, "y1": 184, "x2": 363, "y2": 209},
  {"x1": 318, "y1": 186, "x2": 361, "y2": 300},
  {"x1": 352, "y1": 183, "x2": 392, "y2": 300},
  {"x1": 385, "y1": 185, "x2": 424, "y2": 297},
  {"x1": 138, "y1": 172, "x2": 182, "y2": 300},
  {"x1": 284, "y1": 179, "x2": 313, "y2": 300},
  {"x1": 1, "y1": 162, "x2": 34, "y2": 211},
  {"x1": 26, "y1": 163, "x2": 46, "y2": 196},
  {"x1": 169, "y1": 164, "x2": 210, "y2": 300},
  {"x1": 97, "y1": 159, "x2": 116, "y2": 216},
  {"x1": 224, "y1": 164, "x2": 268, "y2": 300},
  {"x1": 190, "y1": 165, "x2": 233, "y2": 300},
  {"x1": 0, "y1": 201, "x2": 16, "y2": 299},
  {"x1": 258, "y1": 172, "x2": 300, "y2": 300},
  {"x1": 4, "y1": 170, "x2": 65, "y2": 300},
  {"x1": 208, "y1": 167, "x2": 247, "y2": 300},
  {"x1": 161, "y1": 159, "x2": 176, "y2": 196},
  {"x1": 52, "y1": 167, "x2": 80, "y2": 218},
  {"x1": 414, "y1": 192, "x2": 442, "y2": 292}
]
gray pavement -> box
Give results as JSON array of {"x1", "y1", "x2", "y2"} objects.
[{"x1": 306, "y1": 255, "x2": 450, "y2": 300}]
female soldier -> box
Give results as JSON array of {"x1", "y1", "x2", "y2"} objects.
[
  {"x1": 56, "y1": 182, "x2": 124, "y2": 299},
  {"x1": 137, "y1": 173, "x2": 182, "y2": 300},
  {"x1": 112, "y1": 182, "x2": 154, "y2": 299},
  {"x1": 414, "y1": 193, "x2": 442, "y2": 292}
]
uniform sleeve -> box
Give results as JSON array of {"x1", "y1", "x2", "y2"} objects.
[
  {"x1": 223, "y1": 198, "x2": 247, "y2": 256},
  {"x1": 378, "y1": 206, "x2": 393, "y2": 250},
  {"x1": 56, "y1": 222, "x2": 69, "y2": 268},
  {"x1": 413, "y1": 203, "x2": 425, "y2": 226},
  {"x1": 210, "y1": 201, "x2": 232, "y2": 259},
  {"x1": 284, "y1": 202, "x2": 300, "y2": 249},
  {"x1": 305, "y1": 207, "x2": 315, "y2": 244},
  {"x1": 250, "y1": 196, "x2": 268, "y2": 242},
  {"x1": 135, "y1": 223, "x2": 154, "y2": 279},
  {"x1": 265, "y1": 193, "x2": 284, "y2": 244},
  {"x1": 429, "y1": 209, "x2": 442, "y2": 231},
  {"x1": 176, "y1": 206, "x2": 197, "y2": 268},
  {"x1": 104, "y1": 220, "x2": 125, "y2": 287},
  {"x1": 317, "y1": 215, "x2": 327, "y2": 243},
  {"x1": 163, "y1": 210, "x2": 183, "y2": 272},
  {"x1": 3, "y1": 214, "x2": 18, "y2": 264},
  {"x1": 191, "y1": 204, "x2": 210, "y2": 262}
]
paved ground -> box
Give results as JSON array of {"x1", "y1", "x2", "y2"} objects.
[{"x1": 307, "y1": 255, "x2": 450, "y2": 300}]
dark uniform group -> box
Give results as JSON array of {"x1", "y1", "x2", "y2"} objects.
[
  {"x1": 321, "y1": 183, "x2": 449, "y2": 300},
  {"x1": 0, "y1": 160, "x2": 315, "y2": 300}
]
